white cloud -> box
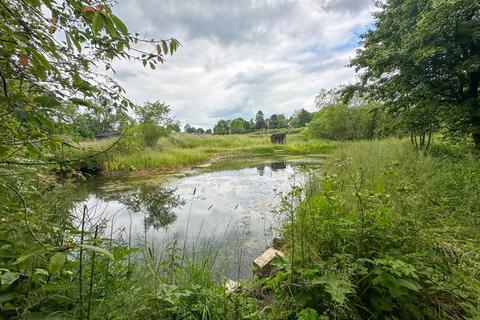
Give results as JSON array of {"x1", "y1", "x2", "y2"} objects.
[{"x1": 111, "y1": 0, "x2": 375, "y2": 128}]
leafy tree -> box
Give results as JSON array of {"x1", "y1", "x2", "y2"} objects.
[
  {"x1": 269, "y1": 114, "x2": 278, "y2": 129},
  {"x1": 136, "y1": 101, "x2": 172, "y2": 126},
  {"x1": 135, "y1": 101, "x2": 176, "y2": 147},
  {"x1": 70, "y1": 105, "x2": 132, "y2": 139},
  {"x1": 290, "y1": 109, "x2": 313, "y2": 128},
  {"x1": 184, "y1": 124, "x2": 192, "y2": 133},
  {"x1": 348, "y1": 0, "x2": 480, "y2": 147},
  {"x1": 306, "y1": 103, "x2": 394, "y2": 140},
  {"x1": 255, "y1": 110, "x2": 265, "y2": 129},
  {"x1": 246, "y1": 119, "x2": 255, "y2": 132},
  {"x1": 0, "y1": 0, "x2": 180, "y2": 166},
  {"x1": 315, "y1": 89, "x2": 342, "y2": 109},
  {"x1": 213, "y1": 119, "x2": 230, "y2": 135},
  {"x1": 205, "y1": 128, "x2": 212, "y2": 134},
  {"x1": 230, "y1": 117, "x2": 247, "y2": 134},
  {"x1": 167, "y1": 122, "x2": 181, "y2": 133},
  {"x1": 276, "y1": 114, "x2": 288, "y2": 128}
]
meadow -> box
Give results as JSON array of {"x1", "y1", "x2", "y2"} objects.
[{"x1": 74, "y1": 132, "x2": 336, "y2": 173}]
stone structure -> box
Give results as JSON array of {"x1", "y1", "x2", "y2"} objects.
[{"x1": 270, "y1": 133, "x2": 286, "y2": 144}]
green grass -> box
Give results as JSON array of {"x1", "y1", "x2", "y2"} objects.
[
  {"x1": 269, "y1": 138, "x2": 480, "y2": 319},
  {"x1": 7, "y1": 137, "x2": 479, "y2": 319},
  {"x1": 102, "y1": 138, "x2": 480, "y2": 319},
  {"x1": 74, "y1": 132, "x2": 336, "y2": 172}
]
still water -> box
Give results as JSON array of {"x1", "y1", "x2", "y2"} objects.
[{"x1": 73, "y1": 158, "x2": 321, "y2": 279}]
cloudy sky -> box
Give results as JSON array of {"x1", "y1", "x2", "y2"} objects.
[{"x1": 112, "y1": 0, "x2": 375, "y2": 128}]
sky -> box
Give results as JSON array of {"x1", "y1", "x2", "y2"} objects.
[{"x1": 112, "y1": 0, "x2": 375, "y2": 129}]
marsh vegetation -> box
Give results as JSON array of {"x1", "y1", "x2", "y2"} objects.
[{"x1": 1, "y1": 0, "x2": 479, "y2": 319}]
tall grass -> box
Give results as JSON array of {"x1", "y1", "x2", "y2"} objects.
[
  {"x1": 73, "y1": 133, "x2": 335, "y2": 173},
  {"x1": 268, "y1": 138, "x2": 480, "y2": 319}
]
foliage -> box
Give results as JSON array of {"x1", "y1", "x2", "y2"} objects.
[
  {"x1": 267, "y1": 139, "x2": 480, "y2": 319},
  {"x1": 213, "y1": 120, "x2": 231, "y2": 135},
  {"x1": 348, "y1": 0, "x2": 480, "y2": 147},
  {"x1": 185, "y1": 124, "x2": 209, "y2": 134},
  {"x1": 305, "y1": 102, "x2": 397, "y2": 140},
  {"x1": 290, "y1": 109, "x2": 313, "y2": 128},
  {"x1": 255, "y1": 111, "x2": 266, "y2": 130},
  {"x1": 70, "y1": 105, "x2": 132, "y2": 139},
  {"x1": 0, "y1": 0, "x2": 179, "y2": 166},
  {"x1": 0, "y1": 1, "x2": 180, "y2": 318}
]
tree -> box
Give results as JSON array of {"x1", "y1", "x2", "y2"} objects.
[
  {"x1": 167, "y1": 122, "x2": 181, "y2": 133},
  {"x1": 213, "y1": 119, "x2": 230, "y2": 134},
  {"x1": 290, "y1": 109, "x2": 313, "y2": 127},
  {"x1": 70, "y1": 105, "x2": 132, "y2": 139},
  {"x1": 230, "y1": 117, "x2": 247, "y2": 134},
  {"x1": 136, "y1": 101, "x2": 171, "y2": 126},
  {"x1": 184, "y1": 124, "x2": 198, "y2": 133},
  {"x1": 277, "y1": 114, "x2": 288, "y2": 128},
  {"x1": 135, "y1": 101, "x2": 176, "y2": 147},
  {"x1": 315, "y1": 89, "x2": 341, "y2": 109},
  {"x1": 0, "y1": 1, "x2": 180, "y2": 165},
  {"x1": 205, "y1": 129, "x2": 212, "y2": 134},
  {"x1": 255, "y1": 111, "x2": 265, "y2": 129},
  {"x1": 348, "y1": 0, "x2": 480, "y2": 147},
  {"x1": 269, "y1": 114, "x2": 278, "y2": 129},
  {"x1": 246, "y1": 119, "x2": 255, "y2": 132}
]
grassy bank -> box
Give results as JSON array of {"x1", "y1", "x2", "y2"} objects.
[
  {"x1": 260, "y1": 138, "x2": 480, "y2": 319},
  {"x1": 5, "y1": 138, "x2": 479, "y2": 319},
  {"x1": 74, "y1": 132, "x2": 336, "y2": 173},
  {"x1": 66, "y1": 138, "x2": 480, "y2": 319}
]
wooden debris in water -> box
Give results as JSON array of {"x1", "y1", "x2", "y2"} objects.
[
  {"x1": 253, "y1": 248, "x2": 285, "y2": 277},
  {"x1": 224, "y1": 279, "x2": 241, "y2": 294}
]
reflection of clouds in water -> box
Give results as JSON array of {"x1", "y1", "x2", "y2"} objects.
[{"x1": 74, "y1": 163, "x2": 309, "y2": 278}]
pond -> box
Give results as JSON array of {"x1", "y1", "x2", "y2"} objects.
[{"x1": 72, "y1": 156, "x2": 323, "y2": 279}]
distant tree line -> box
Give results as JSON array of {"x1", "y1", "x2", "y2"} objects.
[
  {"x1": 184, "y1": 124, "x2": 212, "y2": 135},
  {"x1": 198, "y1": 109, "x2": 313, "y2": 135}
]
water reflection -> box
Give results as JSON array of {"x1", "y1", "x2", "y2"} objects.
[
  {"x1": 270, "y1": 161, "x2": 287, "y2": 171},
  {"x1": 256, "y1": 161, "x2": 287, "y2": 176},
  {"x1": 119, "y1": 186, "x2": 185, "y2": 230},
  {"x1": 76, "y1": 159, "x2": 322, "y2": 279},
  {"x1": 256, "y1": 165, "x2": 265, "y2": 176}
]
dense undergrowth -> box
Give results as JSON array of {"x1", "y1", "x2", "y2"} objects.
[
  {"x1": 72, "y1": 132, "x2": 335, "y2": 173},
  {"x1": 2, "y1": 138, "x2": 479, "y2": 319},
  {"x1": 265, "y1": 139, "x2": 480, "y2": 319}
]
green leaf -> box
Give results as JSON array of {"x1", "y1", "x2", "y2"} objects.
[
  {"x1": 297, "y1": 308, "x2": 319, "y2": 320},
  {"x1": 1, "y1": 271, "x2": 19, "y2": 287},
  {"x1": 69, "y1": 97, "x2": 93, "y2": 108},
  {"x1": 92, "y1": 12, "x2": 104, "y2": 34},
  {"x1": 162, "y1": 40, "x2": 168, "y2": 55},
  {"x1": 312, "y1": 274, "x2": 353, "y2": 304},
  {"x1": 48, "y1": 253, "x2": 66, "y2": 274},
  {"x1": 105, "y1": 19, "x2": 118, "y2": 38},
  {"x1": 397, "y1": 278, "x2": 421, "y2": 291},
  {"x1": 110, "y1": 15, "x2": 128, "y2": 35},
  {"x1": 78, "y1": 244, "x2": 114, "y2": 260},
  {"x1": 35, "y1": 268, "x2": 49, "y2": 276},
  {"x1": 14, "y1": 248, "x2": 46, "y2": 265},
  {"x1": 0, "y1": 292, "x2": 20, "y2": 304}
]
